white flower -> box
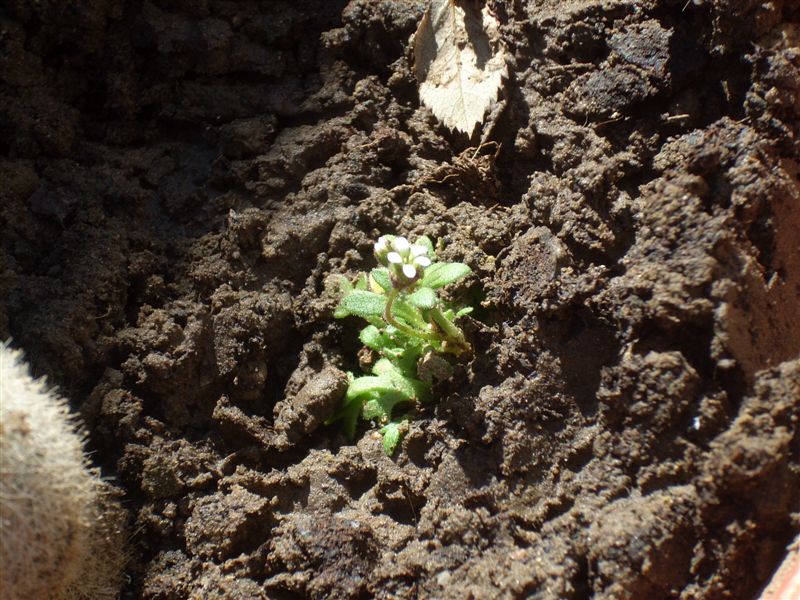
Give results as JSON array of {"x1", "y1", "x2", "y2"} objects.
[
  {"x1": 410, "y1": 244, "x2": 428, "y2": 257},
  {"x1": 392, "y1": 236, "x2": 410, "y2": 255},
  {"x1": 374, "y1": 234, "x2": 433, "y2": 288},
  {"x1": 414, "y1": 256, "x2": 432, "y2": 268}
]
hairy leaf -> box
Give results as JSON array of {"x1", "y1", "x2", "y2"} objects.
[
  {"x1": 420, "y1": 262, "x2": 472, "y2": 289},
  {"x1": 346, "y1": 374, "x2": 411, "y2": 402},
  {"x1": 373, "y1": 358, "x2": 430, "y2": 401},
  {"x1": 370, "y1": 268, "x2": 391, "y2": 292},
  {"x1": 362, "y1": 391, "x2": 408, "y2": 421},
  {"x1": 380, "y1": 420, "x2": 406, "y2": 455},
  {"x1": 359, "y1": 325, "x2": 383, "y2": 350},
  {"x1": 414, "y1": 0, "x2": 508, "y2": 135},
  {"x1": 372, "y1": 357, "x2": 399, "y2": 376},
  {"x1": 337, "y1": 290, "x2": 387, "y2": 319},
  {"x1": 407, "y1": 286, "x2": 438, "y2": 309},
  {"x1": 391, "y1": 297, "x2": 426, "y2": 328}
]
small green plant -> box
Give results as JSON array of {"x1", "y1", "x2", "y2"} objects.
[{"x1": 331, "y1": 234, "x2": 474, "y2": 454}]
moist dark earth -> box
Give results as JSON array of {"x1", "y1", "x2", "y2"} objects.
[{"x1": 1, "y1": 1, "x2": 799, "y2": 599}]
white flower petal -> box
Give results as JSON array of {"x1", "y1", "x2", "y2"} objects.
[
  {"x1": 387, "y1": 251, "x2": 403, "y2": 264},
  {"x1": 374, "y1": 241, "x2": 387, "y2": 254},
  {"x1": 414, "y1": 256, "x2": 432, "y2": 268},
  {"x1": 402, "y1": 264, "x2": 417, "y2": 279},
  {"x1": 410, "y1": 244, "x2": 428, "y2": 257},
  {"x1": 392, "y1": 237, "x2": 410, "y2": 254}
]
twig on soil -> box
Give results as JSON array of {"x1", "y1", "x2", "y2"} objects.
[{"x1": 402, "y1": 483, "x2": 418, "y2": 527}]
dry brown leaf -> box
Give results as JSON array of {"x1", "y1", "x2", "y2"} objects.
[{"x1": 413, "y1": 0, "x2": 507, "y2": 135}]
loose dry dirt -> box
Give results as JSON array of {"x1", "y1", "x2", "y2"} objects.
[{"x1": 1, "y1": 1, "x2": 799, "y2": 599}]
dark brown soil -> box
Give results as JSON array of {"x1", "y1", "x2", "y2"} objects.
[{"x1": 2, "y1": 1, "x2": 799, "y2": 598}]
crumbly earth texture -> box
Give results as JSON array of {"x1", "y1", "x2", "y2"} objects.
[{"x1": 1, "y1": 1, "x2": 799, "y2": 598}]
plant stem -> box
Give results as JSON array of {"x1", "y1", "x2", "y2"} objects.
[
  {"x1": 384, "y1": 289, "x2": 436, "y2": 342},
  {"x1": 430, "y1": 307, "x2": 470, "y2": 353},
  {"x1": 384, "y1": 289, "x2": 469, "y2": 354}
]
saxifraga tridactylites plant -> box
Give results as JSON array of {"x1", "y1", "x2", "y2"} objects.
[
  {"x1": 331, "y1": 234, "x2": 474, "y2": 454},
  {"x1": 0, "y1": 342, "x2": 127, "y2": 600}
]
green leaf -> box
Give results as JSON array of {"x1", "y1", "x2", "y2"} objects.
[
  {"x1": 391, "y1": 298, "x2": 425, "y2": 327},
  {"x1": 337, "y1": 275, "x2": 353, "y2": 294},
  {"x1": 346, "y1": 374, "x2": 401, "y2": 401},
  {"x1": 359, "y1": 325, "x2": 383, "y2": 350},
  {"x1": 394, "y1": 345, "x2": 425, "y2": 376},
  {"x1": 372, "y1": 357, "x2": 398, "y2": 376},
  {"x1": 344, "y1": 400, "x2": 363, "y2": 440},
  {"x1": 337, "y1": 290, "x2": 387, "y2": 319},
  {"x1": 420, "y1": 262, "x2": 472, "y2": 289},
  {"x1": 360, "y1": 329, "x2": 411, "y2": 359},
  {"x1": 362, "y1": 391, "x2": 408, "y2": 421},
  {"x1": 380, "y1": 420, "x2": 406, "y2": 455},
  {"x1": 347, "y1": 364, "x2": 428, "y2": 412},
  {"x1": 393, "y1": 373, "x2": 430, "y2": 403},
  {"x1": 372, "y1": 358, "x2": 430, "y2": 401},
  {"x1": 455, "y1": 306, "x2": 473, "y2": 317},
  {"x1": 327, "y1": 397, "x2": 363, "y2": 440},
  {"x1": 406, "y1": 286, "x2": 437, "y2": 309},
  {"x1": 370, "y1": 268, "x2": 391, "y2": 292}
]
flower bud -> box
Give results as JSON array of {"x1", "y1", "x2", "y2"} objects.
[{"x1": 374, "y1": 235, "x2": 393, "y2": 265}]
